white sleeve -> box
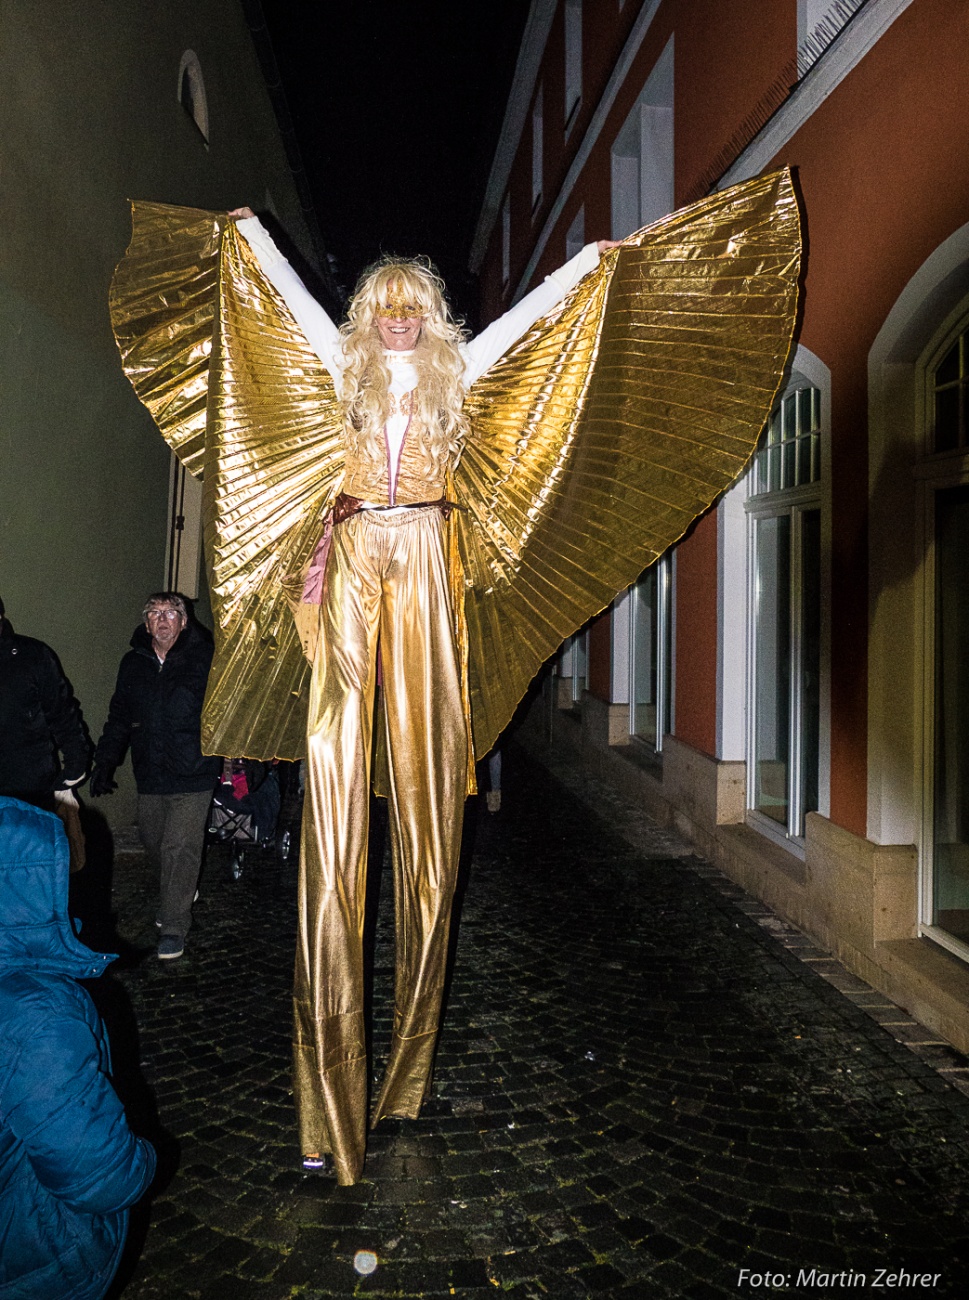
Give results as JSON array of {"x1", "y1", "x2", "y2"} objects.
[
  {"x1": 464, "y1": 242, "x2": 601, "y2": 386},
  {"x1": 235, "y1": 217, "x2": 343, "y2": 383}
]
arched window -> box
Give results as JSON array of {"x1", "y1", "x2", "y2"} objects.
[
  {"x1": 746, "y1": 381, "x2": 823, "y2": 847},
  {"x1": 178, "y1": 50, "x2": 209, "y2": 144},
  {"x1": 922, "y1": 311, "x2": 969, "y2": 960}
]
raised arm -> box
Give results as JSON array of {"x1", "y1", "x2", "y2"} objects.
[
  {"x1": 464, "y1": 240, "x2": 619, "y2": 386},
  {"x1": 230, "y1": 209, "x2": 343, "y2": 383}
]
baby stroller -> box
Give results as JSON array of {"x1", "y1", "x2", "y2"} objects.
[
  {"x1": 273, "y1": 760, "x2": 304, "y2": 877},
  {"x1": 208, "y1": 758, "x2": 281, "y2": 880}
]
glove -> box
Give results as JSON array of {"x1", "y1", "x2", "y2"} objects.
[{"x1": 89, "y1": 765, "x2": 118, "y2": 797}]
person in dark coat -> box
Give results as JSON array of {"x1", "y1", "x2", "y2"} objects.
[
  {"x1": 90, "y1": 592, "x2": 219, "y2": 960},
  {"x1": 0, "y1": 795, "x2": 156, "y2": 1299},
  {"x1": 0, "y1": 596, "x2": 92, "y2": 810}
]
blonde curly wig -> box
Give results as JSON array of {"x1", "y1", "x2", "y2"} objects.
[{"x1": 339, "y1": 256, "x2": 469, "y2": 475}]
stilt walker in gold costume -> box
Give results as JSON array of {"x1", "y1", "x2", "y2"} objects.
[
  {"x1": 109, "y1": 170, "x2": 802, "y2": 1185},
  {"x1": 227, "y1": 215, "x2": 614, "y2": 1182}
]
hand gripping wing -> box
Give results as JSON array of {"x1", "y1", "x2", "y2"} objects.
[
  {"x1": 110, "y1": 204, "x2": 344, "y2": 759},
  {"x1": 456, "y1": 169, "x2": 801, "y2": 758}
]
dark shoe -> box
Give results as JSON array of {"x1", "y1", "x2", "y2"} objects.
[
  {"x1": 157, "y1": 934, "x2": 185, "y2": 960},
  {"x1": 301, "y1": 1153, "x2": 332, "y2": 1175}
]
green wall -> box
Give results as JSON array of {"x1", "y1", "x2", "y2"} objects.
[{"x1": 0, "y1": 0, "x2": 319, "y2": 823}]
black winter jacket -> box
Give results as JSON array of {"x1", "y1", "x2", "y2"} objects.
[
  {"x1": 0, "y1": 618, "x2": 92, "y2": 797},
  {"x1": 94, "y1": 621, "x2": 220, "y2": 795}
]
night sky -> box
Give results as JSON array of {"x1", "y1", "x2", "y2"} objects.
[{"x1": 256, "y1": 0, "x2": 532, "y2": 327}]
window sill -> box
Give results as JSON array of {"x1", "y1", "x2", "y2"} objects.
[
  {"x1": 719, "y1": 821, "x2": 808, "y2": 887},
  {"x1": 745, "y1": 809, "x2": 807, "y2": 862},
  {"x1": 616, "y1": 734, "x2": 663, "y2": 778}
]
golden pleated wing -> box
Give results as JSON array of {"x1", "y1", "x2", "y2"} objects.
[
  {"x1": 110, "y1": 206, "x2": 345, "y2": 760},
  {"x1": 109, "y1": 202, "x2": 224, "y2": 478},
  {"x1": 201, "y1": 227, "x2": 344, "y2": 759},
  {"x1": 457, "y1": 169, "x2": 801, "y2": 757}
]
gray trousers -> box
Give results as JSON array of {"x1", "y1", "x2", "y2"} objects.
[{"x1": 138, "y1": 790, "x2": 212, "y2": 938}]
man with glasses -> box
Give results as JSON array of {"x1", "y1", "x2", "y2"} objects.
[{"x1": 91, "y1": 593, "x2": 219, "y2": 960}]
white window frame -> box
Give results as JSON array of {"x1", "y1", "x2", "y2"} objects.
[
  {"x1": 609, "y1": 36, "x2": 673, "y2": 240},
  {"x1": 166, "y1": 455, "x2": 203, "y2": 598},
  {"x1": 744, "y1": 368, "x2": 829, "y2": 857},
  {"x1": 501, "y1": 193, "x2": 511, "y2": 288},
  {"x1": 565, "y1": 206, "x2": 585, "y2": 260},
  {"x1": 532, "y1": 84, "x2": 544, "y2": 212},
  {"x1": 604, "y1": 34, "x2": 676, "y2": 738},
  {"x1": 867, "y1": 217, "x2": 969, "y2": 968},
  {"x1": 627, "y1": 554, "x2": 674, "y2": 752},
  {"x1": 559, "y1": 630, "x2": 589, "y2": 705},
  {"x1": 916, "y1": 310, "x2": 969, "y2": 964},
  {"x1": 564, "y1": 0, "x2": 582, "y2": 135}
]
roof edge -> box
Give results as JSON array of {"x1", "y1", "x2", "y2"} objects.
[{"x1": 468, "y1": 0, "x2": 558, "y2": 274}]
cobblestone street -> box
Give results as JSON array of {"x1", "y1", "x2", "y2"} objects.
[{"x1": 85, "y1": 748, "x2": 969, "y2": 1299}]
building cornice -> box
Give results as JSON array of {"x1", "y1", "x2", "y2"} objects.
[
  {"x1": 468, "y1": 0, "x2": 558, "y2": 273},
  {"x1": 717, "y1": 0, "x2": 915, "y2": 188},
  {"x1": 482, "y1": 0, "x2": 914, "y2": 296}
]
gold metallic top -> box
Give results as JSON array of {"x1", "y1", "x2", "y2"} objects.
[
  {"x1": 109, "y1": 169, "x2": 800, "y2": 763},
  {"x1": 343, "y1": 415, "x2": 445, "y2": 506}
]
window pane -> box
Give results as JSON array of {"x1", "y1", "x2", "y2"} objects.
[
  {"x1": 751, "y1": 387, "x2": 821, "y2": 500},
  {"x1": 934, "y1": 386, "x2": 961, "y2": 452},
  {"x1": 753, "y1": 515, "x2": 791, "y2": 825},
  {"x1": 783, "y1": 393, "x2": 796, "y2": 436},
  {"x1": 800, "y1": 510, "x2": 821, "y2": 820},
  {"x1": 932, "y1": 486, "x2": 969, "y2": 945},
  {"x1": 573, "y1": 631, "x2": 588, "y2": 700},
  {"x1": 936, "y1": 339, "x2": 960, "y2": 388},
  {"x1": 662, "y1": 562, "x2": 673, "y2": 740},
  {"x1": 797, "y1": 386, "x2": 815, "y2": 431},
  {"x1": 782, "y1": 439, "x2": 796, "y2": 491},
  {"x1": 631, "y1": 570, "x2": 658, "y2": 740},
  {"x1": 565, "y1": 0, "x2": 582, "y2": 122},
  {"x1": 797, "y1": 430, "x2": 812, "y2": 485}
]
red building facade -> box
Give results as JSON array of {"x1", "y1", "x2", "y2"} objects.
[{"x1": 472, "y1": 0, "x2": 969, "y2": 1051}]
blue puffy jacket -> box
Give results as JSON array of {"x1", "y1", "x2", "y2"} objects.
[{"x1": 0, "y1": 797, "x2": 156, "y2": 1299}]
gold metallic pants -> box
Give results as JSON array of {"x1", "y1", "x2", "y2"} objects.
[{"x1": 293, "y1": 507, "x2": 467, "y2": 1185}]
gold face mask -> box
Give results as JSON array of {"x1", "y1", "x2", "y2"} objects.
[{"x1": 377, "y1": 281, "x2": 424, "y2": 319}]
